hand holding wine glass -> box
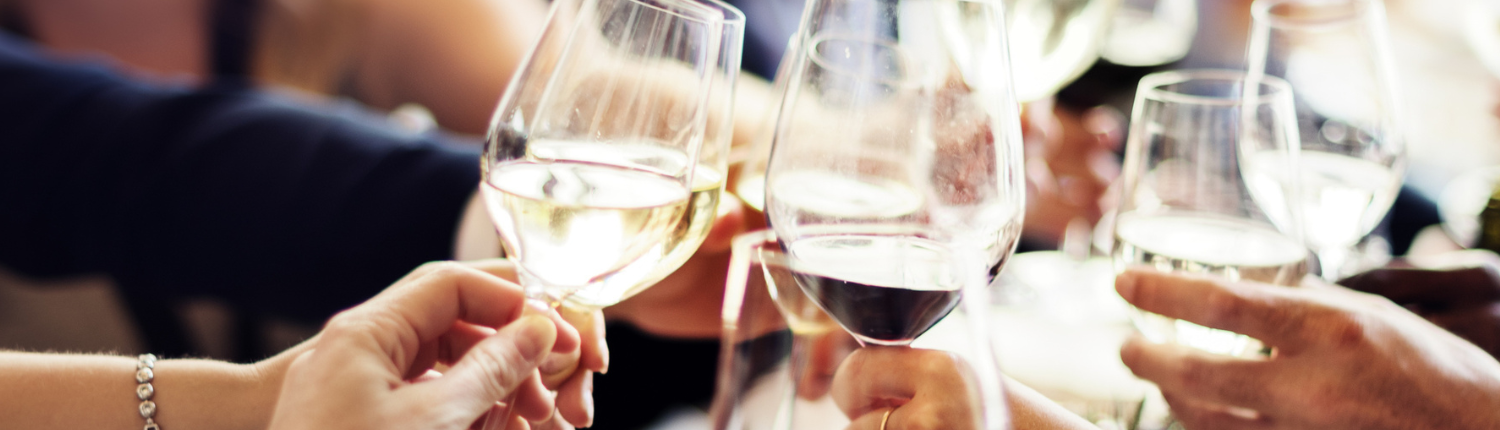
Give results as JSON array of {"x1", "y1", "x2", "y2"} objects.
[
  {"x1": 480, "y1": 0, "x2": 737, "y2": 427},
  {"x1": 1112, "y1": 70, "x2": 1308, "y2": 357},
  {"x1": 1116, "y1": 268, "x2": 1500, "y2": 430}
]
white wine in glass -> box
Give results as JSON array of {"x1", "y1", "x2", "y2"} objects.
[
  {"x1": 591, "y1": 0, "x2": 746, "y2": 302},
  {"x1": 484, "y1": 0, "x2": 738, "y2": 306},
  {"x1": 1112, "y1": 70, "x2": 1308, "y2": 357}
]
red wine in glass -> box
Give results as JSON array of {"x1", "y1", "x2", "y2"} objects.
[{"x1": 786, "y1": 232, "x2": 963, "y2": 346}]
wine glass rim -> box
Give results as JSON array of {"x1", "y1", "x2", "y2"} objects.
[
  {"x1": 1252, "y1": 0, "x2": 1374, "y2": 30},
  {"x1": 692, "y1": 0, "x2": 747, "y2": 26},
  {"x1": 623, "y1": 0, "x2": 729, "y2": 26},
  {"x1": 1135, "y1": 69, "x2": 1293, "y2": 107}
]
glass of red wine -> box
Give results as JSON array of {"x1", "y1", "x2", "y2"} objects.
[{"x1": 763, "y1": 0, "x2": 1027, "y2": 347}]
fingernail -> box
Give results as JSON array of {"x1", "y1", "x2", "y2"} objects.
[
  {"x1": 583, "y1": 372, "x2": 596, "y2": 427},
  {"x1": 1116, "y1": 271, "x2": 1137, "y2": 302},
  {"x1": 526, "y1": 299, "x2": 552, "y2": 315},
  {"x1": 514, "y1": 316, "x2": 554, "y2": 362}
]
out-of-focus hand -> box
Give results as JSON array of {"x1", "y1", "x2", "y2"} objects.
[
  {"x1": 265, "y1": 260, "x2": 604, "y2": 430},
  {"x1": 827, "y1": 347, "x2": 1096, "y2": 430},
  {"x1": 1116, "y1": 269, "x2": 1500, "y2": 430},
  {"x1": 1021, "y1": 100, "x2": 1122, "y2": 247},
  {"x1": 830, "y1": 347, "x2": 984, "y2": 430},
  {"x1": 1341, "y1": 250, "x2": 1500, "y2": 359}
]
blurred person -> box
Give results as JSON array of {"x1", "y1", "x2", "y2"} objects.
[
  {"x1": 2, "y1": 259, "x2": 605, "y2": 430},
  {"x1": 0, "y1": 29, "x2": 731, "y2": 428},
  {"x1": 0, "y1": 0, "x2": 777, "y2": 143},
  {"x1": 0, "y1": 0, "x2": 1123, "y2": 425},
  {"x1": 0, "y1": 0, "x2": 1120, "y2": 248},
  {"x1": 1115, "y1": 268, "x2": 1500, "y2": 430}
]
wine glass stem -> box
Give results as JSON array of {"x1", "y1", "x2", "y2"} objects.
[{"x1": 1317, "y1": 246, "x2": 1350, "y2": 282}]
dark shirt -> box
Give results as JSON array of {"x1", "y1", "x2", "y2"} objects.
[{"x1": 0, "y1": 31, "x2": 479, "y2": 324}]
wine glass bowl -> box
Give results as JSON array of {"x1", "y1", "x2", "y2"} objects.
[
  {"x1": 1099, "y1": 0, "x2": 1196, "y2": 67},
  {"x1": 1246, "y1": 0, "x2": 1405, "y2": 280},
  {"x1": 712, "y1": 229, "x2": 1010, "y2": 430},
  {"x1": 1113, "y1": 69, "x2": 1308, "y2": 356},
  {"x1": 763, "y1": 0, "x2": 1026, "y2": 348},
  {"x1": 483, "y1": 0, "x2": 737, "y2": 307},
  {"x1": 1005, "y1": 0, "x2": 1121, "y2": 102}
]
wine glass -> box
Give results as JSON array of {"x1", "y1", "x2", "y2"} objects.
[
  {"x1": 1246, "y1": 0, "x2": 1406, "y2": 281},
  {"x1": 729, "y1": 39, "x2": 797, "y2": 215},
  {"x1": 711, "y1": 229, "x2": 1010, "y2": 430},
  {"x1": 1113, "y1": 69, "x2": 1308, "y2": 357},
  {"x1": 1005, "y1": 0, "x2": 1121, "y2": 103},
  {"x1": 731, "y1": 0, "x2": 1117, "y2": 215},
  {"x1": 480, "y1": 0, "x2": 732, "y2": 427},
  {"x1": 1098, "y1": 0, "x2": 1196, "y2": 67},
  {"x1": 614, "y1": 0, "x2": 746, "y2": 291},
  {"x1": 763, "y1": 0, "x2": 1026, "y2": 348}
]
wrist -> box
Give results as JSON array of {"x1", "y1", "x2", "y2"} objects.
[{"x1": 241, "y1": 343, "x2": 311, "y2": 429}]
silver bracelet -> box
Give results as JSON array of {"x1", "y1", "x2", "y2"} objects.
[{"x1": 135, "y1": 353, "x2": 160, "y2": 430}]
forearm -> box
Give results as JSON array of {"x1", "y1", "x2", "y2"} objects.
[{"x1": 0, "y1": 352, "x2": 279, "y2": 430}]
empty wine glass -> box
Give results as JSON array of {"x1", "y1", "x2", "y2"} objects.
[
  {"x1": 1113, "y1": 69, "x2": 1308, "y2": 357},
  {"x1": 1246, "y1": 0, "x2": 1406, "y2": 280},
  {"x1": 480, "y1": 0, "x2": 734, "y2": 427},
  {"x1": 763, "y1": 0, "x2": 1026, "y2": 348}
]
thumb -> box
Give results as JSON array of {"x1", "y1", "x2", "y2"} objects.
[{"x1": 411, "y1": 315, "x2": 558, "y2": 417}]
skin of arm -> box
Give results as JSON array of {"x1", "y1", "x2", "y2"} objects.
[
  {"x1": 0, "y1": 351, "x2": 291, "y2": 430},
  {"x1": 0, "y1": 260, "x2": 603, "y2": 430}
]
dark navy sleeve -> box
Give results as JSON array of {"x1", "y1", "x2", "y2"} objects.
[{"x1": 0, "y1": 33, "x2": 481, "y2": 322}]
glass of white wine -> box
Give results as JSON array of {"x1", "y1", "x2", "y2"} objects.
[
  {"x1": 1246, "y1": 0, "x2": 1406, "y2": 281},
  {"x1": 614, "y1": 0, "x2": 746, "y2": 293},
  {"x1": 1113, "y1": 69, "x2": 1308, "y2": 357},
  {"x1": 483, "y1": 0, "x2": 732, "y2": 306},
  {"x1": 480, "y1": 0, "x2": 736, "y2": 427}
]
